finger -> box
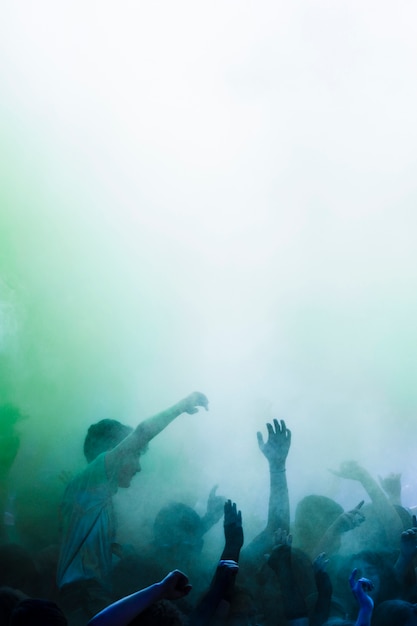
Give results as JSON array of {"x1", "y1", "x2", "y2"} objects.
[
  {"x1": 273, "y1": 418, "x2": 280, "y2": 433},
  {"x1": 413, "y1": 515, "x2": 417, "y2": 528},
  {"x1": 355, "y1": 500, "x2": 365, "y2": 510},
  {"x1": 349, "y1": 568, "x2": 358, "y2": 589},
  {"x1": 257, "y1": 432, "x2": 264, "y2": 448},
  {"x1": 197, "y1": 393, "x2": 209, "y2": 409},
  {"x1": 209, "y1": 484, "x2": 218, "y2": 499},
  {"x1": 266, "y1": 422, "x2": 274, "y2": 437},
  {"x1": 280, "y1": 419, "x2": 287, "y2": 434},
  {"x1": 237, "y1": 510, "x2": 242, "y2": 526}
]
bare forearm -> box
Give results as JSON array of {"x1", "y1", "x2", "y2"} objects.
[
  {"x1": 133, "y1": 402, "x2": 184, "y2": 448},
  {"x1": 88, "y1": 583, "x2": 164, "y2": 626},
  {"x1": 359, "y1": 474, "x2": 402, "y2": 538},
  {"x1": 267, "y1": 466, "x2": 290, "y2": 532}
]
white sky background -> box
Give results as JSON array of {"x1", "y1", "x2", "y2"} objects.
[{"x1": 1, "y1": 0, "x2": 417, "y2": 538}]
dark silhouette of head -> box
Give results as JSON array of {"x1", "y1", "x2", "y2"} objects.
[
  {"x1": 83, "y1": 419, "x2": 133, "y2": 463},
  {"x1": 293, "y1": 495, "x2": 343, "y2": 553},
  {"x1": 373, "y1": 599, "x2": 417, "y2": 626},
  {"x1": 10, "y1": 598, "x2": 67, "y2": 626},
  {"x1": 153, "y1": 503, "x2": 203, "y2": 553}
]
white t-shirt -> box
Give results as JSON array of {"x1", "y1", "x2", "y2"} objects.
[{"x1": 57, "y1": 453, "x2": 118, "y2": 589}]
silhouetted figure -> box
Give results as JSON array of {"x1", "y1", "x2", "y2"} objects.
[{"x1": 57, "y1": 392, "x2": 208, "y2": 626}]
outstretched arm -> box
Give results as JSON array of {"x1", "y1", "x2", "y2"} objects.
[
  {"x1": 349, "y1": 569, "x2": 374, "y2": 626},
  {"x1": 221, "y1": 500, "x2": 244, "y2": 562},
  {"x1": 190, "y1": 560, "x2": 239, "y2": 626},
  {"x1": 257, "y1": 419, "x2": 291, "y2": 533},
  {"x1": 393, "y1": 522, "x2": 417, "y2": 588},
  {"x1": 314, "y1": 500, "x2": 366, "y2": 557},
  {"x1": 330, "y1": 461, "x2": 403, "y2": 544},
  {"x1": 243, "y1": 420, "x2": 291, "y2": 564},
  {"x1": 191, "y1": 501, "x2": 243, "y2": 626},
  {"x1": 106, "y1": 392, "x2": 208, "y2": 475},
  {"x1": 311, "y1": 553, "x2": 332, "y2": 626},
  {"x1": 267, "y1": 530, "x2": 309, "y2": 626},
  {"x1": 201, "y1": 485, "x2": 226, "y2": 535},
  {"x1": 88, "y1": 570, "x2": 192, "y2": 626}
]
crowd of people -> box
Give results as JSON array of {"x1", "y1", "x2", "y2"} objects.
[{"x1": 0, "y1": 393, "x2": 416, "y2": 625}]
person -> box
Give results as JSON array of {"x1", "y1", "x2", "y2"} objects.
[
  {"x1": 112, "y1": 486, "x2": 225, "y2": 603},
  {"x1": 348, "y1": 569, "x2": 374, "y2": 626},
  {"x1": 190, "y1": 500, "x2": 243, "y2": 626},
  {"x1": 57, "y1": 391, "x2": 208, "y2": 625},
  {"x1": 88, "y1": 570, "x2": 191, "y2": 626},
  {"x1": 9, "y1": 598, "x2": 68, "y2": 626},
  {"x1": 0, "y1": 403, "x2": 25, "y2": 543},
  {"x1": 242, "y1": 419, "x2": 291, "y2": 568},
  {"x1": 372, "y1": 599, "x2": 417, "y2": 626},
  {"x1": 329, "y1": 460, "x2": 403, "y2": 552}
]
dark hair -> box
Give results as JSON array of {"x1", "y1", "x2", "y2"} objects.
[
  {"x1": 10, "y1": 599, "x2": 67, "y2": 626},
  {"x1": 153, "y1": 503, "x2": 203, "y2": 547},
  {"x1": 0, "y1": 544, "x2": 40, "y2": 596},
  {"x1": 0, "y1": 587, "x2": 28, "y2": 625},
  {"x1": 294, "y1": 495, "x2": 344, "y2": 551},
  {"x1": 373, "y1": 599, "x2": 417, "y2": 626},
  {"x1": 83, "y1": 419, "x2": 133, "y2": 462}
]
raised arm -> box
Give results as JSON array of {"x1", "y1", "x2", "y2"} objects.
[
  {"x1": 242, "y1": 420, "x2": 291, "y2": 564},
  {"x1": 330, "y1": 461, "x2": 403, "y2": 544},
  {"x1": 201, "y1": 485, "x2": 226, "y2": 535},
  {"x1": 267, "y1": 530, "x2": 309, "y2": 626},
  {"x1": 349, "y1": 569, "x2": 374, "y2": 626},
  {"x1": 257, "y1": 419, "x2": 291, "y2": 533},
  {"x1": 88, "y1": 570, "x2": 192, "y2": 626},
  {"x1": 314, "y1": 500, "x2": 366, "y2": 557},
  {"x1": 106, "y1": 392, "x2": 208, "y2": 475},
  {"x1": 221, "y1": 499, "x2": 244, "y2": 562}
]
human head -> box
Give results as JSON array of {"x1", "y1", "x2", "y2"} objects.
[
  {"x1": 83, "y1": 419, "x2": 133, "y2": 462},
  {"x1": 153, "y1": 503, "x2": 204, "y2": 554},
  {"x1": 373, "y1": 600, "x2": 417, "y2": 626},
  {"x1": 10, "y1": 598, "x2": 67, "y2": 626},
  {"x1": 0, "y1": 587, "x2": 28, "y2": 626},
  {"x1": 293, "y1": 495, "x2": 343, "y2": 553}
]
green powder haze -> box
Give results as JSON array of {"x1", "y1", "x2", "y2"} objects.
[{"x1": 1, "y1": 0, "x2": 417, "y2": 551}]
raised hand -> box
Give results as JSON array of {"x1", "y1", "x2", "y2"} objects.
[
  {"x1": 273, "y1": 528, "x2": 292, "y2": 548},
  {"x1": 313, "y1": 552, "x2": 329, "y2": 574},
  {"x1": 335, "y1": 501, "x2": 366, "y2": 533},
  {"x1": 349, "y1": 568, "x2": 374, "y2": 620},
  {"x1": 378, "y1": 472, "x2": 402, "y2": 503},
  {"x1": 329, "y1": 460, "x2": 367, "y2": 482},
  {"x1": 399, "y1": 527, "x2": 417, "y2": 562},
  {"x1": 222, "y1": 500, "x2": 244, "y2": 560},
  {"x1": 257, "y1": 419, "x2": 291, "y2": 468},
  {"x1": 205, "y1": 485, "x2": 226, "y2": 526},
  {"x1": 180, "y1": 392, "x2": 209, "y2": 414},
  {"x1": 159, "y1": 570, "x2": 193, "y2": 600}
]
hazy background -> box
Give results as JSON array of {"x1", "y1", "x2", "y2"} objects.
[{"x1": 1, "y1": 0, "x2": 417, "y2": 549}]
